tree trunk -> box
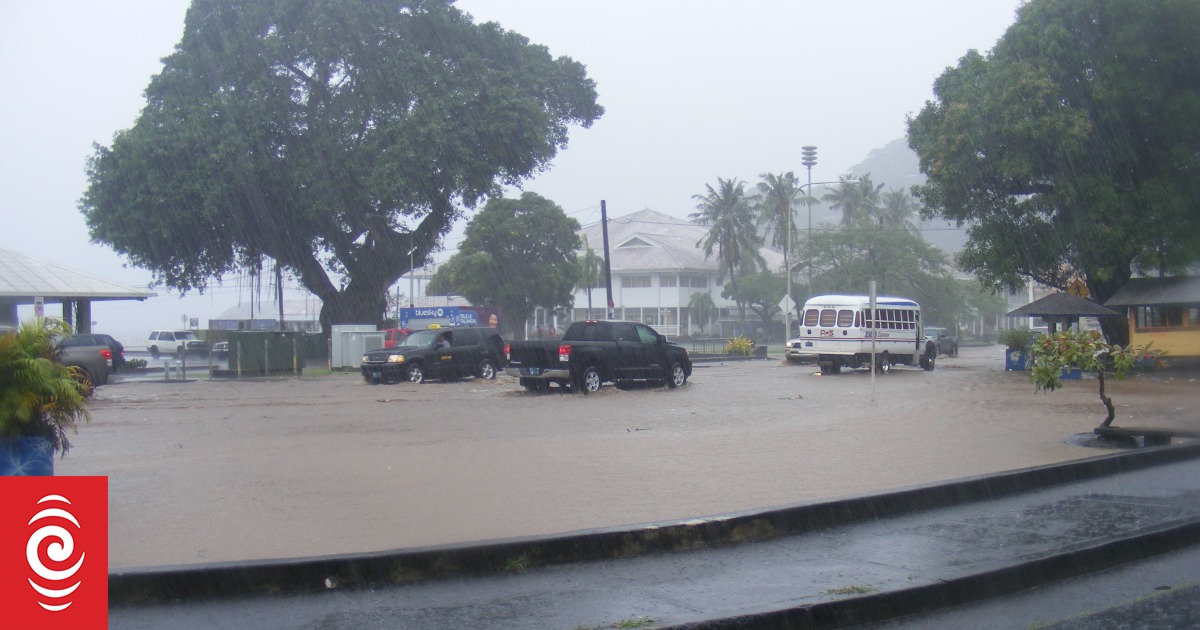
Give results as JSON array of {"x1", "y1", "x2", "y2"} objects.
[{"x1": 1096, "y1": 370, "x2": 1116, "y2": 428}]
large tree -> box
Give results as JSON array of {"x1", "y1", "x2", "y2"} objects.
[
  {"x1": 802, "y1": 227, "x2": 961, "y2": 326},
  {"x1": 81, "y1": 0, "x2": 603, "y2": 334},
  {"x1": 427, "y1": 192, "x2": 580, "y2": 340},
  {"x1": 907, "y1": 0, "x2": 1200, "y2": 345},
  {"x1": 690, "y1": 177, "x2": 765, "y2": 333},
  {"x1": 723, "y1": 271, "x2": 786, "y2": 341}
]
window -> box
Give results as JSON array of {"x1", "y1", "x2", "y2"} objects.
[
  {"x1": 623, "y1": 275, "x2": 651, "y2": 288},
  {"x1": 635, "y1": 324, "x2": 659, "y2": 343},
  {"x1": 1136, "y1": 305, "x2": 1188, "y2": 330},
  {"x1": 659, "y1": 275, "x2": 677, "y2": 287},
  {"x1": 836, "y1": 309, "x2": 854, "y2": 327},
  {"x1": 687, "y1": 275, "x2": 708, "y2": 288},
  {"x1": 818, "y1": 309, "x2": 837, "y2": 326},
  {"x1": 803, "y1": 309, "x2": 819, "y2": 326}
]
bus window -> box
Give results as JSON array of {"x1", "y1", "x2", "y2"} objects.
[
  {"x1": 803, "y1": 309, "x2": 819, "y2": 327},
  {"x1": 837, "y1": 309, "x2": 854, "y2": 327},
  {"x1": 819, "y1": 309, "x2": 837, "y2": 326}
]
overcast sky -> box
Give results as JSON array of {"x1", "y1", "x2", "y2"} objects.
[{"x1": 0, "y1": 0, "x2": 1024, "y2": 344}]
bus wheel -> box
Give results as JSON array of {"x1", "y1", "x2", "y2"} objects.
[
  {"x1": 921, "y1": 345, "x2": 937, "y2": 371},
  {"x1": 875, "y1": 352, "x2": 891, "y2": 374}
]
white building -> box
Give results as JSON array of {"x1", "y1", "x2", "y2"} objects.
[{"x1": 564, "y1": 209, "x2": 784, "y2": 338}]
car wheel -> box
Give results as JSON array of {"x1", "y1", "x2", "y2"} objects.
[
  {"x1": 477, "y1": 358, "x2": 496, "y2": 380},
  {"x1": 149, "y1": 346, "x2": 160, "y2": 359},
  {"x1": 406, "y1": 364, "x2": 425, "y2": 384},
  {"x1": 577, "y1": 365, "x2": 601, "y2": 395},
  {"x1": 666, "y1": 362, "x2": 687, "y2": 389}
]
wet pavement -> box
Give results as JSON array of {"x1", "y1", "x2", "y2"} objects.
[{"x1": 108, "y1": 444, "x2": 1200, "y2": 629}]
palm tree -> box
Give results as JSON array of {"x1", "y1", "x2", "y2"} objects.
[
  {"x1": 690, "y1": 177, "x2": 765, "y2": 334},
  {"x1": 879, "y1": 188, "x2": 921, "y2": 235},
  {"x1": 575, "y1": 238, "x2": 604, "y2": 319},
  {"x1": 755, "y1": 172, "x2": 802, "y2": 252},
  {"x1": 687, "y1": 291, "x2": 716, "y2": 335},
  {"x1": 824, "y1": 173, "x2": 884, "y2": 227}
]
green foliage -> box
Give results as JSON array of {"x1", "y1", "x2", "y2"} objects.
[
  {"x1": 575, "y1": 238, "x2": 605, "y2": 313},
  {"x1": 1029, "y1": 329, "x2": 1165, "y2": 427},
  {"x1": 755, "y1": 172, "x2": 802, "y2": 251},
  {"x1": 126, "y1": 358, "x2": 148, "y2": 370},
  {"x1": 691, "y1": 177, "x2": 766, "y2": 332},
  {"x1": 908, "y1": 0, "x2": 1200, "y2": 345},
  {"x1": 801, "y1": 224, "x2": 958, "y2": 322},
  {"x1": 724, "y1": 335, "x2": 755, "y2": 356},
  {"x1": 428, "y1": 193, "x2": 580, "y2": 339},
  {"x1": 724, "y1": 272, "x2": 786, "y2": 335},
  {"x1": 822, "y1": 174, "x2": 884, "y2": 227},
  {"x1": 81, "y1": 0, "x2": 603, "y2": 331},
  {"x1": 0, "y1": 319, "x2": 91, "y2": 454},
  {"x1": 687, "y1": 291, "x2": 717, "y2": 334},
  {"x1": 999, "y1": 328, "x2": 1034, "y2": 352}
]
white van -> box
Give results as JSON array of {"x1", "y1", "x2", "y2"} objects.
[{"x1": 786, "y1": 294, "x2": 938, "y2": 374}]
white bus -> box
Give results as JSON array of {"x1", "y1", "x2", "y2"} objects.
[{"x1": 786, "y1": 294, "x2": 938, "y2": 374}]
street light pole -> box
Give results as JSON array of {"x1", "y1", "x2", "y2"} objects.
[{"x1": 801, "y1": 146, "x2": 818, "y2": 292}]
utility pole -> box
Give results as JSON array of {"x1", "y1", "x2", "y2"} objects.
[{"x1": 601, "y1": 200, "x2": 614, "y2": 319}]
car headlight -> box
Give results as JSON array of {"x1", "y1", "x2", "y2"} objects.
[
  {"x1": 361, "y1": 355, "x2": 369, "y2": 363},
  {"x1": 387, "y1": 355, "x2": 406, "y2": 363}
]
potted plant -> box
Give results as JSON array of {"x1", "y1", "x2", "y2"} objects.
[
  {"x1": 1029, "y1": 329, "x2": 1165, "y2": 428},
  {"x1": 0, "y1": 318, "x2": 91, "y2": 475},
  {"x1": 1000, "y1": 328, "x2": 1032, "y2": 371}
]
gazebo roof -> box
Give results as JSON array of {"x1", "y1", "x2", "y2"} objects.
[{"x1": 1007, "y1": 292, "x2": 1120, "y2": 319}]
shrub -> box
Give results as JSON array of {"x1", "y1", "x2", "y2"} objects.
[{"x1": 724, "y1": 335, "x2": 754, "y2": 356}]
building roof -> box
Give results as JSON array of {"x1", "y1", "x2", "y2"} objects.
[
  {"x1": 1105, "y1": 276, "x2": 1200, "y2": 307},
  {"x1": 213, "y1": 299, "x2": 322, "y2": 322},
  {"x1": 576, "y1": 208, "x2": 784, "y2": 274},
  {"x1": 1007, "y1": 292, "x2": 1120, "y2": 318},
  {"x1": 0, "y1": 247, "x2": 156, "y2": 302}
]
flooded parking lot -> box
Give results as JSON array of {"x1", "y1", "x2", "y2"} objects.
[{"x1": 59, "y1": 345, "x2": 1198, "y2": 568}]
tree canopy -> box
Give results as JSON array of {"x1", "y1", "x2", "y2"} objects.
[
  {"x1": 907, "y1": 0, "x2": 1200, "y2": 344},
  {"x1": 80, "y1": 0, "x2": 603, "y2": 333},
  {"x1": 427, "y1": 192, "x2": 580, "y2": 339}
]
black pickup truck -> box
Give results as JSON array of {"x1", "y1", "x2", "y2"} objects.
[{"x1": 504, "y1": 320, "x2": 691, "y2": 394}]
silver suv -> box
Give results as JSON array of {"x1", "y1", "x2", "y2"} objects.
[
  {"x1": 55, "y1": 334, "x2": 112, "y2": 391},
  {"x1": 147, "y1": 330, "x2": 209, "y2": 358}
]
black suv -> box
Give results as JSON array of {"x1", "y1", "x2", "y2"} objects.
[{"x1": 361, "y1": 327, "x2": 505, "y2": 384}]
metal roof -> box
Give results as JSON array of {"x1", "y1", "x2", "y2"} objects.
[
  {"x1": 576, "y1": 209, "x2": 784, "y2": 274},
  {"x1": 0, "y1": 247, "x2": 156, "y2": 302},
  {"x1": 1007, "y1": 291, "x2": 1120, "y2": 318},
  {"x1": 1105, "y1": 276, "x2": 1200, "y2": 307}
]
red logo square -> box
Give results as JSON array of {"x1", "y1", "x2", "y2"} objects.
[{"x1": 0, "y1": 476, "x2": 108, "y2": 630}]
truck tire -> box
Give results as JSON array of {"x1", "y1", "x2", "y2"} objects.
[
  {"x1": 577, "y1": 365, "x2": 602, "y2": 395},
  {"x1": 666, "y1": 362, "x2": 687, "y2": 389},
  {"x1": 406, "y1": 364, "x2": 426, "y2": 384},
  {"x1": 477, "y1": 358, "x2": 496, "y2": 380}
]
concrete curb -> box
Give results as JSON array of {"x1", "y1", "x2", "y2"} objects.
[
  {"x1": 109, "y1": 442, "x2": 1200, "y2": 606},
  {"x1": 664, "y1": 516, "x2": 1200, "y2": 629}
]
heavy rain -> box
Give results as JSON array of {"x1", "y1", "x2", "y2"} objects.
[{"x1": 2, "y1": 0, "x2": 1199, "y2": 628}]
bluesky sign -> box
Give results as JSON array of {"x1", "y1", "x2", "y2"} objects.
[{"x1": 400, "y1": 307, "x2": 478, "y2": 328}]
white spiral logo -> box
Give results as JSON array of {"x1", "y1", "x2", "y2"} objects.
[{"x1": 26, "y1": 494, "x2": 86, "y2": 612}]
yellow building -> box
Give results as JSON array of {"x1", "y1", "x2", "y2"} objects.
[{"x1": 1106, "y1": 276, "x2": 1200, "y2": 357}]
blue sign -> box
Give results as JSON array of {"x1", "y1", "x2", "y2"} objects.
[{"x1": 400, "y1": 307, "x2": 477, "y2": 328}]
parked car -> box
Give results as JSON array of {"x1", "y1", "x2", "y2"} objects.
[
  {"x1": 55, "y1": 334, "x2": 112, "y2": 390},
  {"x1": 925, "y1": 327, "x2": 959, "y2": 357},
  {"x1": 360, "y1": 326, "x2": 505, "y2": 384},
  {"x1": 505, "y1": 320, "x2": 691, "y2": 393},
  {"x1": 91, "y1": 333, "x2": 126, "y2": 371},
  {"x1": 147, "y1": 329, "x2": 209, "y2": 358}
]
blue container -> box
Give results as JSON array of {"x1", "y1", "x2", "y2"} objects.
[
  {"x1": 1060, "y1": 367, "x2": 1082, "y2": 380},
  {"x1": 0, "y1": 437, "x2": 54, "y2": 476},
  {"x1": 1004, "y1": 349, "x2": 1028, "y2": 371}
]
